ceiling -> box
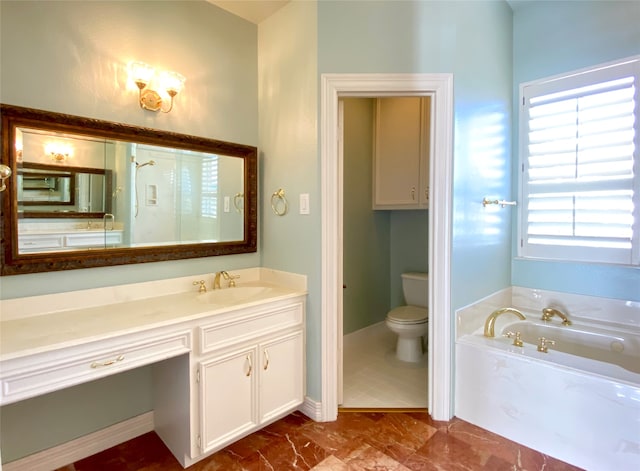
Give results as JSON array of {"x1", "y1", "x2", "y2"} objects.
[
  {"x1": 206, "y1": 1, "x2": 290, "y2": 24},
  {"x1": 207, "y1": 1, "x2": 526, "y2": 24}
]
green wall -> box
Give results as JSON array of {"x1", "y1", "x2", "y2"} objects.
[
  {"x1": 0, "y1": 0, "x2": 259, "y2": 462},
  {"x1": 342, "y1": 98, "x2": 391, "y2": 334},
  {"x1": 341, "y1": 98, "x2": 429, "y2": 335},
  {"x1": 510, "y1": 0, "x2": 640, "y2": 301},
  {"x1": 0, "y1": 367, "x2": 153, "y2": 462},
  {"x1": 318, "y1": 0, "x2": 514, "y2": 314}
]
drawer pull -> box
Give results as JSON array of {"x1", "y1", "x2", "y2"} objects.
[
  {"x1": 90, "y1": 354, "x2": 125, "y2": 369},
  {"x1": 263, "y1": 349, "x2": 270, "y2": 370},
  {"x1": 246, "y1": 355, "x2": 252, "y2": 377}
]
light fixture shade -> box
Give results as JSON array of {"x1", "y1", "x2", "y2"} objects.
[
  {"x1": 129, "y1": 61, "x2": 155, "y2": 86},
  {"x1": 45, "y1": 142, "x2": 73, "y2": 162},
  {"x1": 159, "y1": 70, "x2": 186, "y2": 96}
]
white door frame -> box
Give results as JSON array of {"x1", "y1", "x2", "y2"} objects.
[{"x1": 320, "y1": 73, "x2": 454, "y2": 421}]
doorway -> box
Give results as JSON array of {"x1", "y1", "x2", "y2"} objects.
[
  {"x1": 320, "y1": 73, "x2": 454, "y2": 422},
  {"x1": 340, "y1": 97, "x2": 428, "y2": 408}
]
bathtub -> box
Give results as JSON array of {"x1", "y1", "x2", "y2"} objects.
[
  {"x1": 502, "y1": 320, "x2": 640, "y2": 376},
  {"x1": 455, "y1": 289, "x2": 640, "y2": 471}
]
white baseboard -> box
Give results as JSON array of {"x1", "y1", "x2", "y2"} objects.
[
  {"x1": 3, "y1": 412, "x2": 154, "y2": 471},
  {"x1": 299, "y1": 396, "x2": 323, "y2": 421}
]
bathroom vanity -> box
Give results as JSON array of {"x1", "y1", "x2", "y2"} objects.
[{"x1": 0, "y1": 268, "x2": 306, "y2": 469}]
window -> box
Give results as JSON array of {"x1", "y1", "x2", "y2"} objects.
[
  {"x1": 201, "y1": 155, "x2": 219, "y2": 218},
  {"x1": 519, "y1": 57, "x2": 640, "y2": 265}
]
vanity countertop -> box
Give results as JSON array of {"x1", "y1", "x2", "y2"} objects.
[{"x1": 0, "y1": 268, "x2": 307, "y2": 361}]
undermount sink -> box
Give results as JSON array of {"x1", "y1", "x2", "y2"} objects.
[{"x1": 196, "y1": 286, "x2": 275, "y2": 305}]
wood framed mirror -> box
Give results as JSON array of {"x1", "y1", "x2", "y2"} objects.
[{"x1": 1, "y1": 104, "x2": 257, "y2": 275}]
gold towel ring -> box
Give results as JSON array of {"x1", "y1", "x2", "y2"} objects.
[
  {"x1": 271, "y1": 188, "x2": 288, "y2": 216},
  {"x1": 233, "y1": 193, "x2": 244, "y2": 213}
]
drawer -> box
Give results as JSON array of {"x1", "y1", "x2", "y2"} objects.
[
  {"x1": 64, "y1": 231, "x2": 123, "y2": 247},
  {"x1": 199, "y1": 302, "x2": 303, "y2": 354},
  {"x1": 18, "y1": 234, "x2": 64, "y2": 250},
  {"x1": 0, "y1": 330, "x2": 191, "y2": 406}
]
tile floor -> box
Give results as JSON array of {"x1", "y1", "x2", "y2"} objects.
[
  {"x1": 342, "y1": 322, "x2": 427, "y2": 408},
  {"x1": 58, "y1": 410, "x2": 584, "y2": 470}
]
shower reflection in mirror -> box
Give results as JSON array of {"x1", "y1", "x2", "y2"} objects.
[{"x1": 15, "y1": 128, "x2": 245, "y2": 252}]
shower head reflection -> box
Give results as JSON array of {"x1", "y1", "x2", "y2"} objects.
[{"x1": 135, "y1": 159, "x2": 156, "y2": 169}]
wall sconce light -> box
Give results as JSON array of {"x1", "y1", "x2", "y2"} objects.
[
  {"x1": 0, "y1": 164, "x2": 11, "y2": 192},
  {"x1": 45, "y1": 142, "x2": 73, "y2": 163},
  {"x1": 129, "y1": 61, "x2": 185, "y2": 113}
]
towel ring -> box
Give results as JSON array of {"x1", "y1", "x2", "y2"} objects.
[
  {"x1": 233, "y1": 193, "x2": 244, "y2": 213},
  {"x1": 271, "y1": 189, "x2": 288, "y2": 216}
]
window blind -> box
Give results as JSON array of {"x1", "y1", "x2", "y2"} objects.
[
  {"x1": 520, "y1": 58, "x2": 639, "y2": 265},
  {"x1": 201, "y1": 156, "x2": 219, "y2": 218}
]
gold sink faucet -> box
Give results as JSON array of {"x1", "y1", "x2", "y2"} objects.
[
  {"x1": 213, "y1": 271, "x2": 240, "y2": 289},
  {"x1": 483, "y1": 308, "x2": 526, "y2": 337},
  {"x1": 541, "y1": 307, "x2": 571, "y2": 325},
  {"x1": 213, "y1": 272, "x2": 222, "y2": 290}
]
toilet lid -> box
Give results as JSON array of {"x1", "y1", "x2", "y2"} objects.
[{"x1": 387, "y1": 306, "x2": 428, "y2": 324}]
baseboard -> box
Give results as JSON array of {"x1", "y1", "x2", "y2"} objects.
[
  {"x1": 3, "y1": 411, "x2": 154, "y2": 471},
  {"x1": 298, "y1": 396, "x2": 323, "y2": 421}
]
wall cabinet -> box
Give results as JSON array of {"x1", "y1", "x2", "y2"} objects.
[{"x1": 373, "y1": 97, "x2": 431, "y2": 210}]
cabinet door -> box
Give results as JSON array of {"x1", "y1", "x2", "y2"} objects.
[
  {"x1": 373, "y1": 97, "x2": 422, "y2": 208},
  {"x1": 419, "y1": 96, "x2": 431, "y2": 208},
  {"x1": 199, "y1": 347, "x2": 257, "y2": 453},
  {"x1": 259, "y1": 330, "x2": 304, "y2": 424}
]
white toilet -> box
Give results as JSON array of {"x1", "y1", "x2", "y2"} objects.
[{"x1": 385, "y1": 272, "x2": 428, "y2": 362}]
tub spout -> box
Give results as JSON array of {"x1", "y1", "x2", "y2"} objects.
[
  {"x1": 542, "y1": 308, "x2": 571, "y2": 326},
  {"x1": 483, "y1": 308, "x2": 526, "y2": 337}
]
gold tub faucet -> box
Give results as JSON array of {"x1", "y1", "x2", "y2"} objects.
[
  {"x1": 541, "y1": 307, "x2": 571, "y2": 326},
  {"x1": 483, "y1": 308, "x2": 526, "y2": 337}
]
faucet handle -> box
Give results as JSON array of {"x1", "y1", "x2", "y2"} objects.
[
  {"x1": 537, "y1": 337, "x2": 555, "y2": 353},
  {"x1": 193, "y1": 280, "x2": 207, "y2": 293},
  {"x1": 504, "y1": 331, "x2": 523, "y2": 347},
  {"x1": 221, "y1": 271, "x2": 240, "y2": 287}
]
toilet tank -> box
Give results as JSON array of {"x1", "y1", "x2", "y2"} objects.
[{"x1": 402, "y1": 272, "x2": 428, "y2": 307}]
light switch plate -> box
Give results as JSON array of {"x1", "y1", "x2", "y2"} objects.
[{"x1": 299, "y1": 193, "x2": 310, "y2": 214}]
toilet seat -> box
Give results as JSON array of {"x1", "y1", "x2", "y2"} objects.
[{"x1": 386, "y1": 306, "x2": 428, "y2": 324}]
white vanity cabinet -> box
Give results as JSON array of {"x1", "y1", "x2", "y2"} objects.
[
  {"x1": 198, "y1": 346, "x2": 258, "y2": 452},
  {"x1": 194, "y1": 299, "x2": 305, "y2": 458},
  {"x1": 18, "y1": 230, "x2": 123, "y2": 253},
  {"x1": 373, "y1": 96, "x2": 431, "y2": 210},
  {"x1": 0, "y1": 269, "x2": 307, "y2": 470}
]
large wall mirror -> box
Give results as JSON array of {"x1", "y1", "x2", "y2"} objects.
[{"x1": 1, "y1": 104, "x2": 257, "y2": 275}]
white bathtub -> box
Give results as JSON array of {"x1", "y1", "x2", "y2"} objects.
[
  {"x1": 502, "y1": 320, "x2": 640, "y2": 376},
  {"x1": 455, "y1": 289, "x2": 640, "y2": 471}
]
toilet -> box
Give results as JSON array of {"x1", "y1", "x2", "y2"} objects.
[{"x1": 385, "y1": 272, "x2": 428, "y2": 362}]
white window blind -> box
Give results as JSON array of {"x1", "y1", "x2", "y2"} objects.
[
  {"x1": 201, "y1": 156, "x2": 219, "y2": 218},
  {"x1": 519, "y1": 58, "x2": 640, "y2": 265}
]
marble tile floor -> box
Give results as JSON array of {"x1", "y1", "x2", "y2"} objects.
[{"x1": 56, "y1": 410, "x2": 584, "y2": 471}]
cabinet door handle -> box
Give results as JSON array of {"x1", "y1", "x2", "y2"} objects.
[
  {"x1": 411, "y1": 186, "x2": 416, "y2": 200},
  {"x1": 246, "y1": 355, "x2": 252, "y2": 377},
  {"x1": 263, "y1": 349, "x2": 270, "y2": 370},
  {"x1": 90, "y1": 354, "x2": 125, "y2": 369},
  {"x1": 425, "y1": 188, "x2": 429, "y2": 201}
]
